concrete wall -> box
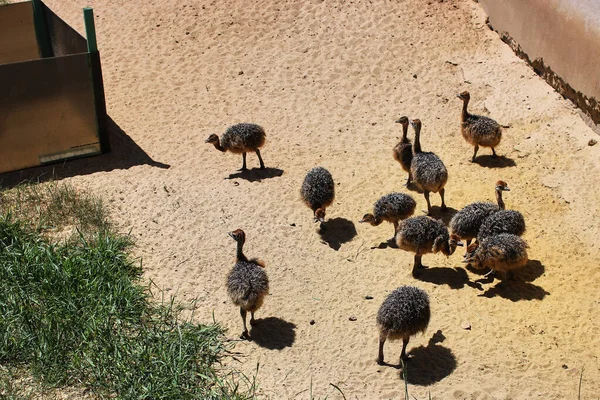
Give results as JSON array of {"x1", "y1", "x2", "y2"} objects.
[{"x1": 479, "y1": 0, "x2": 600, "y2": 124}]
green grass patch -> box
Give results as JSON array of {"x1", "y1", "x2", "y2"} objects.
[{"x1": 0, "y1": 183, "x2": 255, "y2": 399}]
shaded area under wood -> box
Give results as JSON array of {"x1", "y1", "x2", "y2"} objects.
[{"x1": 0, "y1": 116, "x2": 170, "y2": 188}]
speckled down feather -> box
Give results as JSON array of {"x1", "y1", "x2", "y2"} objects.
[
  {"x1": 450, "y1": 202, "x2": 499, "y2": 241},
  {"x1": 467, "y1": 233, "x2": 528, "y2": 272},
  {"x1": 221, "y1": 123, "x2": 266, "y2": 153},
  {"x1": 478, "y1": 209, "x2": 525, "y2": 240},
  {"x1": 377, "y1": 286, "x2": 430, "y2": 339},
  {"x1": 227, "y1": 260, "x2": 269, "y2": 311},
  {"x1": 410, "y1": 152, "x2": 448, "y2": 192},
  {"x1": 373, "y1": 192, "x2": 416, "y2": 222},
  {"x1": 393, "y1": 139, "x2": 413, "y2": 173},
  {"x1": 395, "y1": 216, "x2": 448, "y2": 252},
  {"x1": 301, "y1": 167, "x2": 335, "y2": 210},
  {"x1": 462, "y1": 114, "x2": 502, "y2": 147}
]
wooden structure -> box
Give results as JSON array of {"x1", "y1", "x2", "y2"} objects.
[{"x1": 0, "y1": 0, "x2": 108, "y2": 174}]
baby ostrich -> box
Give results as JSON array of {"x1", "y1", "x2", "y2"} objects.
[
  {"x1": 457, "y1": 91, "x2": 502, "y2": 162},
  {"x1": 477, "y1": 209, "x2": 526, "y2": 241},
  {"x1": 301, "y1": 167, "x2": 335, "y2": 224},
  {"x1": 205, "y1": 123, "x2": 266, "y2": 171},
  {"x1": 409, "y1": 119, "x2": 449, "y2": 215},
  {"x1": 449, "y1": 180, "x2": 510, "y2": 249},
  {"x1": 377, "y1": 286, "x2": 430, "y2": 365},
  {"x1": 359, "y1": 192, "x2": 416, "y2": 241},
  {"x1": 395, "y1": 216, "x2": 463, "y2": 276},
  {"x1": 227, "y1": 229, "x2": 269, "y2": 340},
  {"x1": 393, "y1": 116, "x2": 413, "y2": 185},
  {"x1": 464, "y1": 233, "x2": 528, "y2": 279}
]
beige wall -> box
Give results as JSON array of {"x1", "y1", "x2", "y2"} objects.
[{"x1": 479, "y1": 0, "x2": 600, "y2": 123}]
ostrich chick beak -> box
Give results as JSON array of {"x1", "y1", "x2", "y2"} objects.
[{"x1": 227, "y1": 232, "x2": 235, "y2": 239}]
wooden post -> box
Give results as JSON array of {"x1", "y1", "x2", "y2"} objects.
[
  {"x1": 32, "y1": 0, "x2": 52, "y2": 57},
  {"x1": 83, "y1": 7, "x2": 109, "y2": 153}
]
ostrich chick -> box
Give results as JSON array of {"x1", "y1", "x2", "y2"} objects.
[
  {"x1": 377, "y1": 286, "x2": 430, "y2": 365},
  {"x1": 477, "y1": 209, "x2": 526, "y2": 241},
  {"x1": 395, "y1": 216, "x2": 463, "y2": 276},
  {"x1": 206, "y1": 123, "x2": 266, "y2": 171},
  {"x1": 457, "y1": 91, "x2": 502, "y2": 161},
  {"x1": 409, "y1": 119, "x2": 449, "y2": 215},
  {"x1": 449, "y1": 180, "x2": 510, "y2": 249},
  {"x1": 393, "y1": 116, "x2": 413, "y2": 185},
  {"x1": 360, "y1": 192, "x2": 416, "y2": 241},
  {"x1": 464, "y1": 233, "x2": 528, "y2": 279},
  {"x1": 227, "y1": 229, "x2": 269, "y2": 339},
  {"x1": 301, "y1": 167, "x2": 335, "y2": 224}
]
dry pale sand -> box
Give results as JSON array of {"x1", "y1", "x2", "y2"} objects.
[{"x1": 13, "y1": 0, "x2": 600, "y2": 398}]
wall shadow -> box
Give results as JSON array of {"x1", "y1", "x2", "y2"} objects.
[
  {"x1": 319, "y1": 217, "x2": 357, "y2": 250},
  {"x1": 0, "y1": 116, "x2": 170, "y2": 188},
  {"x1": 226, "y1": 167, "x2": 284, "y2": 182},
  {"x1": 473, "y1": 155, "x2": 517, "y2": 168},
  {"x1": 400, "y1": 330, "x2": 457, "y2": 386},
  {"x1": 249, "y1": 316, "x2": 296, "y2": 350}
]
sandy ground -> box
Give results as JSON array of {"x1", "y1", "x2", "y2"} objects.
[{"x1": 4, "y1": 0, "x2": 600, "y2": 398}]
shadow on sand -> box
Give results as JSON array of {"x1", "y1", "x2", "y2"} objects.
[
  {"x1": 385, "y1": 330, "x2": 457, "y2": 386},
  {"x1": 319, "y1": 217, "x2": 357, "y2": 250},
  {"x1": 474, "y1": 260, "x2": 549, "y2": 301},
  {"x1": 514, "y1": 259, "x2": 545, "y2": 282},
  {"x1": 371, "y1": 239, "x2": 398, "y2": 250},
  {"x1": 249, "y1": 317, "x2": 296, "y2": 350},
  {"x1": 0, "y1": 116, "x2": 170, "y2": 188},
  {"x1": 404, "y1": 183, "x2": 458, "y2": 224},
  {"x1": 480, "y1": 280, "x2": 550, "y2": 301},
  {"x1": 427, "y1": 206, "x2": 458, "y2": 226},
  {"x1": 403, "y1": 331, "x2": 456, "y2": 385},
  {"x1": 405, "y1": 181, "x2": 423, "y2": 193},
  {"x1": 226, "y1": 167, "x2": 284, "y2": 182},
  {"x1": 473, "y1": 155, "x2": 517, "y2": 168},
  {"x1": 416, "y1": 266, "x2": 482, "y2": 290}
]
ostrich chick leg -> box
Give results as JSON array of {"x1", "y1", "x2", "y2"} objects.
[
  {"x1": 256, "y1": 149, "x2": 265, "y2": 169},
  {"x1": 240, "y1": 153, "x2": 247, "y2": 171},
  {"x1": 240, "y1": 308, "x2": 250, "y2": 339},
  {"x1": 377, "y1": 334, "x2": 386, "y2": 365},
  {"x1": 400, "y1": 337, "x2": 410, "y2": 361}
]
